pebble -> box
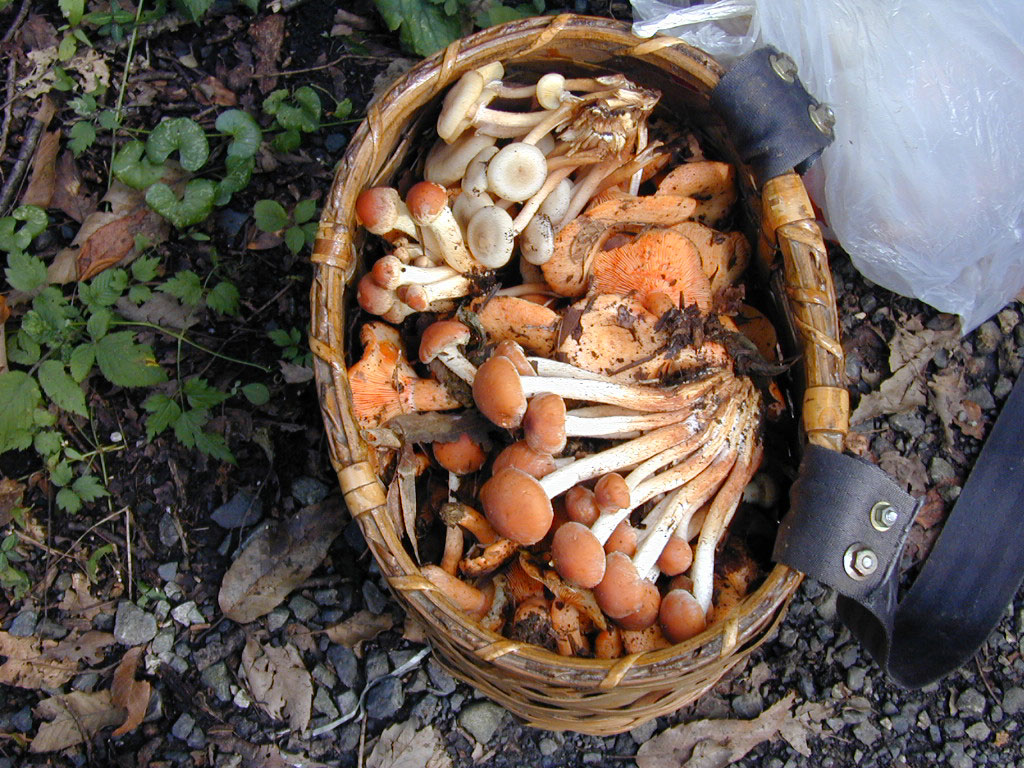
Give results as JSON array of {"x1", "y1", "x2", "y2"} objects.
[
  {"x1": 157, "y1": 562, "x2": 179, "y2": 582},
  {"x1": 1002, "y1": 687, "x2": 1024, "y2": 715},
  {"x1": 311, "y1": 662, "x2": 337, "y2": 689},
  {"x1": 211, "y1": 491, "x2": 263, "y2": 529},
  {"x1": 929, "y1": 456, "x2": 958, "y2": 485},
  {"x1": 427, "y1": 658, "x2": 457, "y2": 695},
  {"x1": 114, "y1": 600, "x2": 158, "y2": 646},
  {"x1": 890, "y1": 412, "x2": 925, "y2": 437},
  {"x1": 956, "y1": 688, "x2": 987, "y2": 717},
  {"x1": 201, "y1": 662, "x2": 232, "y2": 702},
  {"x1": 539, "y1": 738, "x2": 559, "y2": 756},
  {"x1": 72, "y1": 672, "x2": 99, "y2": 692},
  {"x1": 942, "y1": 717, "x2": 966, "y2": 739},
  {"x1": 164, "y1": 582, "x2": 184, "y2": 602},
  {"x1": 313, "y1": 687, "x2": 339, "y2": 718},
  {"x1": 966, "y1": 384, "x2": 996, "y2": 411},
  {"x1": 629, "y1": 719, "x2": 657, "y2": 744},
  {"x1": 847, "y1": 666, "x2": 868, "y2": 691},
  {"x1": 362, "y1": 581, "x2": 390, "y2": 614},
  {"x1": 365, "y1": 650, "x2": 390, "y2": 683},
  {"x1": 171, "y1": 712, "x2": 195, "y2": 740},
  {"x1": 458, "y1": 701, "x2": 506, "y2": 744},
  {"x1": 966, "y1": 721, "x2": 991, "y2": 741},
  {"x1": 171, "y1": 601, "x2": 206, "y2": 626},
  {"x1": 336, "y1": 689, "x2": 358, "y2": 716},
  {"x1": 973, "y1": 321, "x2": 1001, "y2": 355},
  {"x1": 10, "y1": 706, "x2": 33, "y2": 732},
  {"x1": 994, "y1": 376, "x2": 1014, "y2": 399},
  {"x1": 364, "y1": 677, "x2": 405, "y2": 720},
  {"x1": 266, "y1": 609, "x2": 289, "y2": 632},
  {"x1": 328, "y1": 645, "x2": 361, "y2": 689},
  {"x1": 732, "y1": 692, "x2": 763, "y2": 718},
  {"x1": 8, "y1": 610, "x2": 38, "y2": 637},
  {"x1": 815, "y1": 591, "x2": 838, "y2": 622},
  {"x1": 412, "y1": 693, "x2": 439, "y2": 724},
  {"x1": 289, "y1": 595, "x2": 318, "y2": 622},
  {"x1": 152, "y1": 629, "x2": 174, "y2": 655},
  {"x1": 313, "y1": 588, "x2": 339, "y2": 605},
  {"x1": 292, "y1": 476, "x2": 330, "y2": 506},
  {"x1": 36, "y1": 617, "x2": 68, "y2": 640},
  {"x1": 159, "y1": 513, "x2": 180, "y2": 547}
]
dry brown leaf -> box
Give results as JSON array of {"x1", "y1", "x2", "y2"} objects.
[
  {"x1": 928, "y1": 366, "x2": 968, "y2": 459},
  {"x1": 956, "y1": 399, "x2": 987, "y2": 439},
  {"x1": 915, "y1": 489, "x2": 948, "y2": 530},
  {"x1": 115, "y1": 293, "x2": 196, "y2": 331},
  {"x1": 19, "y1": 48, "x2": 110, "y2": 101},
  {"x1": 402, "y1": 616, "x2": 430, "y2": 645},
  {"x1": 52, "y1": 151, "x2": 98, "y2": 223},
  {"x1": 211, "y1": 736, "x2": 331, "y2": 768},
  {"x1": 20, "y1": 129, "x2": 61, "y2": 208},
  {"x1": 58, "y1": 572, "x2": 105, "y2": 626},
  {"x1": 218, "y1": 498, "x2": 346, "y2": 624},
  {"x1": 249, "y1": 14, "x2": 286, "y2": 93},
  {"x1": 241, "y1": 637, "x2": 312, "y2": 732},
  {"x1": 366, "y1": 721, "x2": 453, "y2": 768},
  {"x1": 324, "y1": 610, "x2": 394, "y2": 648},
  {"x1": 278, "y1": 360, "x2": 314, "y2": 384},
  {"x1": 0, "y1": 476, "x2": 25, "y2": 527},
  {"x1": 283, "y1": 623, "x2": 317, "y2": 654},
  {"x1": 21, "y1": 15, "x2": 59, "y2": 49},
  {"x1": 110, "y1": 646, "x2": 151, "y2": 737},
  {"x1": 30, "y1": 690, "x2": 125, "y2": 752},
  {"x1": 194, "y1": 75, "x2": 237, "y2": 106},
  {"x1": 636, "y1": 692, "x2": 828, "y2": 768},
  {"x1": 878, "y1": 451, "x2": 929, "y2": 496},
  {"x1": 0, "y1": 630, "x2": 114, "y2": 689}
]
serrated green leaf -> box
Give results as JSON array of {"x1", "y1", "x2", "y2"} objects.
[
  {"x1": 142, "y1": 393, "x2": 181, "y2": 440},
  {"x1": 128, "y1": 284, "x2": 152, "y2": 304},
  {"x1": 157, "y1": 270, "x2": 203, "y2": 306},
  {"x1": 80, "y1": 268, "x2": 128, "y2": 308},
  {"x1": 112, "y1": 140, "x2": 164, "y2": 189},
  {"x1": 95, "y1": 331, "x2": 167, "y2": 387},
  {"x1": 33, "y1": 430, "x2": 63, "y2": 457},
  {"x1": 175, "y1": 0, "x2": 214, "y2": 22},
  {"x1": 0, "y1": 371, "x2": 42, "y2": 452},
  {"x1": 86, "y1": 307, "x2": 112, "y2": 340},
  {"x1": 131, "y1": 254, "x2": 161, "y2": 282},
  {"x1": 147, "y1": 117, "x2": 209, "y2": 172},
  {"x1": 195, "y1": 429, "x2": 235, "y2": 463},
  {"x1": 56, "y1": 487, "x2": 82, "y2": 514},
  {"x1": 373, "y1": 0, "x2": 462, "y2": 56},
  {"x1": 284, "y1": 225, "x2": 306, "y2": 255},
  {"x1": 146, "y1": 180, "x2": 216, "y2": 228},
  {"x1": 50, "y1": 459, "x2": 73, "y2": 487},
  {"x1": 4, "y1": 251, "x2": 47, "y2": 292},
  {"x1": 215, "y1": 109, "x2": 262, "y2": 159},
  {"x1": 72, "y1": 475, "x2": 108, "y2": 502},
  {"x1": 241, "y1": 382, "x2": 270, "y2": 406},
  {"x1": 214, "y1": 155, "x2": 254, "y2": 206},
  {"x1": 37, "y1": 360, "x2": 88, "y2": 417},
  {"x1": 7, "y1": 331, "x2": 41, "y2": 366},
  {"x1": 206, "y1": 281, "x2": 239, "y2": 316},
  {"x1": 172, "y1": 407, "x2": 207, "y2": 448},
  {"x1": 253, "y1": 200, "x2": 289, "y2": 233},
  {"x1": 97, "y1": 109, "x2": 120, "y2": 130},
  {"x1": 69, "y1": 343, "x2": 95, "y2": 382},
  {"x1": 334, "y1": 98, "x2": 353, "y2": 119},
  {"x1": 183, "y1": 377, "x2": 229, "y2": 409},
  {"x1": 292, "y1": 198, "x2": 317, "y2": 225},
  {"x1": 69, "y1": 121, "x2": 96, "y2": 156},
  {"x1": 267, "y1": 328, "x2": 293, "y2": 347},
  {"x1": 59, "y1": 0, "x2": 85, "y2": 25},
  {"x1": 69, "y1": 93, "x2": 96, "y2": 117},
  {"x1": 33, "y1": 408, "x2": 57, "y2": 427}
]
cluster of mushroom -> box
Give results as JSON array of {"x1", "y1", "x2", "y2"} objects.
[{"x1": 347, "y1": 64, "x2": 783, "y2": 657}]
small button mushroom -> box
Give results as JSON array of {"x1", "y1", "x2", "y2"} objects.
[
  {"x1": 564, "y1": 485, "x2": 600, "y2": 526},
  {"x1": 621, "y1": 624, "x2": 671, "y2": 654},
  {"x1": 510, "y1": 595, "x2": 556, "y2": 650},
  {"x1": 657, "y1": 535, "x2": 693, "y2": 576},
  {"x1": 433, "y1": 432, "x2": 487, "y2": 475},
  {"x1": 419, "y1": 319, "x2": 476, "y2": 383},
  {"x1": 370, "y1": 255, "x2": 457, "y2": 291},
  {"x1": 520, "y1": 213, "x2": 555, "y2": 266},
  {"x1": 603, "y1": 519, "x2": 638, "y2": 557},
  {"x1": 523, "y1": 392, "x2": 567, "y2": 455},
  {"x1": 487, "y1": 142, "x2": 548, "y2": 203},
  {"x1": 355, "y1": 187, "x2": 418, "y2": 239},
  {"x1": 421, "y1": 564, "x2": 493, "y2": 620},
  {"x1": 356, "y1": 272, "x2": 397, "y2": 317},
  {"x1": 437, "y1": 70, "x2": 489, "y2": 143},
  {"x1": 425, "y1": 132, "x2": 497, "y2": 185},
  {"x1": 473, "y1": 355, "x2": 528, "y2": 429},
  {"x1": 492, "y1": 440, "x2": 556, "y2": 479},
  {"x1": 659, "y1": 588, "x2": 706, "y2": 643},
  {"x1": 466, "y1": 205, "x2": 516, "y2": 269},
  {"x1": 397, "y1": 273, "x2": 472, "y2": 311},
  {"x1": 550, "y1": 521, "x2": 606, "y2": 589},
  {"x1": 594, "y1": 472, "x2": 630, "y2": 513},
  {"x1": 492, "y1": 339, "x2": 535, "y2": 376},
  {"x1": 405, "y1": 181, "x2": 477, "y2": 273},
  {"x1": 615, "y1": 579, "x2": 661, "y2": 631},
  {"x1": 592, "y1": 551, "x2": 645, "y2": 619},
  {"x1": 479, "y1": 467, "x2": 554, "y2": 546}
]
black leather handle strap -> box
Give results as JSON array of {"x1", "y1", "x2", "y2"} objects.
[{"x1": 774, "y1": 373, "x2": 1024, "y2": 687}]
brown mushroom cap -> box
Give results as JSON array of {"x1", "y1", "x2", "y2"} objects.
[
  {"x1": 405, "y1": 181, "x2": 450, "y2": 225},
  {"x1": 523, "y1": 392, "x2": 567, "y2": 455},
  {"x1": 657, "y1": 536, "x2": 694, "y2": 576},
  {"x1": 550, "y1": 521, "x2": 606, "y2": 589},
  {"x1": 659, "y1": 588, "x2": 706, "y2": 643},
  {"x1": 594, "y1": 472, "x2": 630, "y2": 513},
  {"x1": 356, "y1": 273, "x2": 395, "y2": 316},
  {"x1": 433, "y1": 432, "x2": 487, "y2": 475},
  {"x1": 355, "y1": 187, "x2": 408, "y2": 236},
  {"x1": 603, "y1": 520, "x2": 638, "y2": 557},
  {"x1": 479, "y1": 467, "x2": 554, "y2": 545},
  {"x1": 473, "y1": 354, "x2": 527, "y2": 429},
  {"x1": 492, "y1": 440, "x2": 556, "y2": 478},
  {"x1": 419, "y1": 320, "x2": 472, "y2": 365},
  {"x1": 616, "y1": 579, "x2": 661, "y2": 631},
  {"x1": 564, "y1": 485, "x2": 600, "y2": 526},
  {"x1": 493, "y1": 339, "x2": 535, "y2": 376},
  {"x1": 592, "y1": 551, "x2": 644, "y2": 619}
]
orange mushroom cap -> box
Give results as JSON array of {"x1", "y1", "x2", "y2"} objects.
[
  {"x1": 492, "y1": 440, "x2": 556, "y2": 479},
  {"x1": 564, "y1": 485, "x2": 600, "y2": 527},
  {"x1": 592, "y1": 551, "x2": 644, "y2": 619},
  {"x1": 405, "y1": 181, "x2": 450, "y2": 224},
  {"x1": 479, "y1": 467, "x2": 554, "y2": 546},
  {"x1": 523, "y1": 392, "x2": 567, "y2": 455},
  {"x1": 473, "y1": 354, "x2": 527, "y2": 429},
  {"x1": 603, "y1": 520, "x2": 638, "y2": 557},
  {"x1": 550, "y1": 521, "x2": 606, "y2": 589},
  {"x1": 659, "y1": 588, "x2": 706, "y2": 643},
  {"x1": 657, "y1": 536, "x2": 694, "y2": 577},
  {"x1": 615, "y1": 579, "x2": 661, "y2": 631},
  {"x1": 419, "y1": 320, "x2": 472, "y2": 364},
  {"x1": 433, "y1": 432, "x2": 487, "y2": 475},
  {"x1": 594, "y1": 473, "x2": 630, "y2": 513}
]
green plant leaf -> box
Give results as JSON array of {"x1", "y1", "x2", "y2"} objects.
[
  {"x1": 195, "y1": 430, "x2": 235, "y2": 463},
  {"x1": 87, "y1": 307, "x2": 112, "y2": 340},
  {"x1": 334, "y1": 98, "x2": 353, "y2": 119},
  {"x1": 97, "y1": 109, "x2": 120, "y2": 130},
  {"x1": 50, "y1": 459, "x2": 73, "y2": 486},
  {"x1": 0, "y1": 371, "x2": 42, "y2": 452},
  {"x1": 80, "y1": 268, "x2": 128, "y2": 308},
  {"x1": 59, "y1": 0, "x2": 85, "y2": 25},
  {"x1": 4, "y1": 251, "x2": 48, "y2": 292},
  {"x1": 72, "y1": 475, "x2": 109, "y2": 502},
  {"x1": 284, "y1": 226, "x2": 306, "y2": 255},
  {"x1": 271, "y1": 128, "x2": 301, "y2": 153},
  {"x1": 131, "y1": 254, "x2": 161, "y2": 282},
  {"x1": 7, "y1": 331, "x2": 41, "y2": 366},
  {"x1": 85, "y1": 543, "x2": 114, "y2": 581},
  {"x1": 69, "y1": 343, "x2": 95, "y2": 382},
  {"x1": 33, "y1": 430, "x2": 63, "y2": 457},
  {"x1": 58, "y1": 34, "x2": 78, "y2": 62},
  {"x1": 293, "y1": 198, "x2": 317, "y2": 225},
  {"x1": 95, "y1": 332, "x2": 167, "y2": 387},
  {"x1": 147, "y1": 117, "x2": 210, "y2": 172},
  {"x1": 142, "y1": 393, "x2": 182, "y2": 440},
  {"x1": 267, "y1": 328, "x2": 293, "y2": 347},
  {"x1": 175, "y1": 0, "x2": 214, "y2": 22},
  {"x1": 0, "y1": 205, "x2": 48, "y2": 253},
  {"x1": 172, "y1": 407, "x2": 207, "y2": 448},
  {"x1": 206, "y1": 281, "x2": 239, "y2": 316},
  {"x1": 241, "y1": 382, "x2": 270, "y2": 405},
  {"x1": 253, "y1": 200, "x2": 289, "y2": 233},
  {"x1": 183, "y1": 377, "x2": 229, "y2": 409},
  {"x1": 146, "y1": 179, "x2": 216, "y2": 229},
  {"x1": 56, "y1": 487, "x2": 82, "y2": 514},
  {"x1": 69, "y1": 121, "x2": 97, "y2": 156},
  {"x1": 214, "y1": 155, "x2": 254, "y2": 206},
  {"x1": 52, "y1": 66, "x2": 75, "y2": 92},
  {"x1": 158, "y1": 270, "x2": 203, "y2": 306},
  {"x1": 69, "y1": 92, "x2": 97, "y2": 116},
  {"x1": 112, "y1": 140, "x2": 165, "y2": 189},
  {"x1": 373, "y1": 0, "x2": 462, "y2": 56},
  {"x1": 267, "y1": 87, "x2": 321, "y2": 133},
  {"x1": 216, "y1": 109, "x2": 262, "y2": 158},
  {"x1": 128, "y1": 284, "x2": 152, "y2": 304},
  {"x1": 37, "y1": 360, "x2": 88, "y2": 417}
]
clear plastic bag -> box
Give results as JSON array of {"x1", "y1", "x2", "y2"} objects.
[{"x1": 631, "y1": 0, "x2": 1024, "y2": 332}]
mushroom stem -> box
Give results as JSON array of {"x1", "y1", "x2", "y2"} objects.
[
  {"x1": 397, "y1": 273, "x2": 473, "y2": 311},
  {"x1": 421, "y1": 565, "x2": 493, "y2": 620},
  {"x1": 439, "y1": 501, "x2": 499, "y2": 545},
  {"x1": 371, "y1": 255, "x2": 458, "y2": 290},
  {"x1": 440, "y1": 525, "x2": 465, "y2": 575},
  {"x1": 406, "y1": 181, "x2": 478, "y2": 273},
  {"x1": 557, "y1": 159, "x2": 620, "y2": 230},
  {"x1": 511, "y1": 165, "x2": 577, "y2": 235}
]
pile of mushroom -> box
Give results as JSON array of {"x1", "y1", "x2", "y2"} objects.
[{"x1": 348, "y1": 63, "x2": 783, "y2": 657}]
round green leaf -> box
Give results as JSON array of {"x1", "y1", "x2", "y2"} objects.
[
  {"x1": 284, "y1": 226, "x2": 306, "y2": 254},
  {"x1": 14, "y1": 206, "x2": 48, "y2": 240},
  {"x1": 292, "y1": 199, "x2": 317, "y2": 225},
  {"x1": 253, "y1": 200, "x2": 289, "y2": 233},
  {"x1": 215, "y1": 109, "x2": 262, "y2": 159},
  {"x1": 112, "y1": 140, "x2": 165, "y2": 189},
  {"x1": 241, "y1": 382, "x2": 270, "y2": 406},
  {"x1": 214, "y1": 155, "x2": 254, "y2": 206},
  {"x1": 147, "y1": 117, "x2": 210, "y2": 172},
  {"x1": 146, "y1": 180, "x2": 217, "y2": 229}
]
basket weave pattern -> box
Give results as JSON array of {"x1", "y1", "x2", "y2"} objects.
[{"x1": 310, "y1": 14, "x2": 846, "y2": 734}]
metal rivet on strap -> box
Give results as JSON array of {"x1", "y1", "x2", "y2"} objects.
[
  {"x1": 809, "y1": 103, "x2": 836, "y2": 136},
  {"x1": 844, "y1": 545, "x2": 878, "y2": 580},
  {"x1": 770, "y1": 53, "x2": 798, "y2": 82},
  {"x1": 870, "y1": 501, "x2": 899, "y2": 532}
]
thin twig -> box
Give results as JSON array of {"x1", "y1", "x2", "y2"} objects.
[
  {"x1": 0, "y1": 60, "x2": 17, "y2": 187},
  {"x1": 0, "y1": 110, "x2": 44, "y2": 215},
  {"x1": 1, "y1": 0, "x2": 31, "y2": 43}
]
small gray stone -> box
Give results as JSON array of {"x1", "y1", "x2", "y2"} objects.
[
  {"x1": 942, "y1": 718, "x2": 966, "y2": 739},
  {"x1": 187, "y1": 727, "x2": 206, "y2": 750},
  {"x1": 458, "y1": 701, "x2": 506, "y2": 744},
  {"x1": 539, "y1": 738, "x2": 559, "y2": 756},
  {"x1": 994, "y1": 376, "x2": 1014, "y2": 400},
  {"x1": 364, "y1": 677, "x2": 405, "y2": 720},
  {"x1": 582, "y1": 753, "x2": 603, "y2": 764},
  {"x1": 114, "y1": 601, "x2": 158, "y2": 646},
  {"x1": 171, "y1": 712, "x2": 195, "y2": 740},
  {"x1": 8, "y1": 610, "x2": 38, "y2": 637},
  {"x1": 171, "y1": 601, "x2": 206, "y2": 627},
  {"x1": 267, "y1": 609, "x2": 289, "y2": 632},
  {"x1": 36, "y1": 617, "x2": 68, "y2": 640},
  {"x1": 889, "y1": 714, "x2": 912, "y2": 734},
  {"x1": 163, "y1": 581, "x2": 183, "y2": 602},
  {"x1": 10, "y1": 706, "x2": 33, "y2": 732},
  {"x1": 72, "y1": 672, "x2": 100, "y2": 692},
  {"x1": 412, "y1": 693, "x2": 440, "y2": 724},
  {"x1": 328, "y1": 645, "x2": 361, "y2": 689},
  {"x1": 362, "y1": 581, "x2": 390, "y2": 614},
  {"x1": 313, "y1": 687, "x2": 339, "y2": 718},
  {"x1": 311, "y1": 662, "x2": 337, "y2": 689},
  {"x1": 1002, "y1": 687, "x2": 1024, "y2": 715},
  {"x1": 815, "y1": 591, "x2": 838, "y2": 622},
  {"x1": 201, "y1": 662, "x2": 232, "y2": 702},
  {"x1": 153, "y1": 600, "x2": 171, "y2": 621},
  {"x1": 157, "y1": 562, "x2": 179, "y2": 582},
  {"x1": 966, "y1": 385, "x2": 996, "y2": 411},
  {"x1": 152, "y1": 629, "x2": 175, "y2": 655},
  {"x1": 853, "y1": 721, "x2": 881, "y2": 746},
  {"x1": 336, "y1": 689, "x2": 359, "y2": 716},
  {"x1": 966, "y1": 721, "x2": 991, "y2": 741},
  {"x1": 292, "y1": 477, "x2": 330, "y2": 506},
  {"x1": 847, "y1": 666, "x2": 868, "y2": 692},
  {"x1": 956, "y1": 688, "x2": 987, "y2": 718},
  {"x1": 733, "y1": 692, "x2": 763, "y2": 719},
  {"x1": 313, "y1": 589, "x2": 339, "y2": 606},
  {"x1": 159, "y1": 513, "x2": 180, "y2": 547},
  {"x1": 427, "y1": 658, "x2": 457, "y2": 695},
  {"x1": 289, "y1": 595, "x2": 318, "y2": 622},
  {"x1": 973, "y1": 321, "x2": 1001, "y2": 355},
  {"x1": 629, "y1": 719, "x2": 657, "y2": 744},
  {"x1": 365, "y1": 650, "x2": 390, "y2": 683},
  {"x1": 890, "y1": 411, "x2": 925, "y2": 438},
  {"x1": 929, "y1": 456, "x2": 958, "y2": 485},
  {"x1": 211, "y1": 492, "x2": 263, "y2": 529}
]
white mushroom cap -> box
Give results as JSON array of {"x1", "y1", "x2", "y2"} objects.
[
  {"x1": 487, "y1": 142, "x2": 548, "y2": 203},
  {"x1": 538, "y1": 176, "x2": 572, "y2": 223},
  {"x1": 452, "y1": 187, "x2": 492, "y2": 231},
  {"x1": 462, "y1": 146, "x2": 499, "y2": 198},
  {"x1": 424, "y1": 132, "x2": 497, "y2": 186},
  {"x1": 535, "y1": 73, "x2": 567, "y2": 110},
  {"x1": 466, "y1": 205, "x2": 515, "y2": 269},
  {"x1": 520, "y1": 213, "x2": 554, "y2": 265},
  {"x1": 438, "y1": 71, "x2": 487, "y2": 143}
]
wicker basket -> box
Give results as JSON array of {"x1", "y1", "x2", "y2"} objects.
[{"x1": 310, "y1": 14, "x2": 848, "y2": 735}]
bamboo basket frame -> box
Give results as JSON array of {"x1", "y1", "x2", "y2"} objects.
[{"x1": 310, "y1": 14, "x2": 847, "y2": 735}]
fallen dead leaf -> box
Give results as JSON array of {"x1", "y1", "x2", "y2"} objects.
[
  {"x1": 249, "y1": 13, "x2": 286, "y2": 93},
  {"x1": 211, "y1": 735, "x2": 331, "y2": 768},
  {"x1": 914, "y1": 489, "x2": 948, "y2": 530},
  {"x1": 0, "y1": 476, "x2": 24, "y2": 527},
  {"x1": 955, "y1": 399, "x2": 987, "y2": 439},
  {"x1": 367, "y1": 721, "x2": 453, "y2": 768},
  {"x1": 52, "y1": 151, "x2": 98, "y2": 223},
  {"x1": 402, "y1": 615, "x2": 430, "y2": 645},
  {"x1": 279, "y1": 360, "x2": 314, "y2": 384},
  {"x1": 878, "y1": 451, "x2": 928, "y2": 496},
  {"x1": 324, "y1": 610, "x2": 394, "y2": 648},
  {"x1": 30, "y1": 690, "x2": 125, "y2": 752},
  {"x1": 635, "y1": 692, "x2": 829, "y2": 768},
  {"x1": 0, "y1": 630, "x2": 115, "y2": 689},
  {"x1": 194, "y1": 75, "x2": 238, "y2": 106},
  {"x1": 928, "y1": 366, "x2": 968, "y2": 460},
  {"x1": 110, "y1": 646, "x2": 151, "y2": 737},
  {"x1": 283, "y1": 623, "x2": 318, "y2": 654},
  {"x1": 115, "y1": 292, "x2": 197, "y2": 332},
  {"x1": 218, "y1": 497, "x2": 347, "y2": 623},
  {"x1": 241, "y1": 636, "x2": 312, "y2": 732},
  {"x1": 20, "y1": 14, "x2": 58, "y2": 49},
  {"x1": 58, "y1": 572, "x2": 105, "y2": 624},
  {"x1": 20, "y1": 129, "x2": 60, "y2": 208}
]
